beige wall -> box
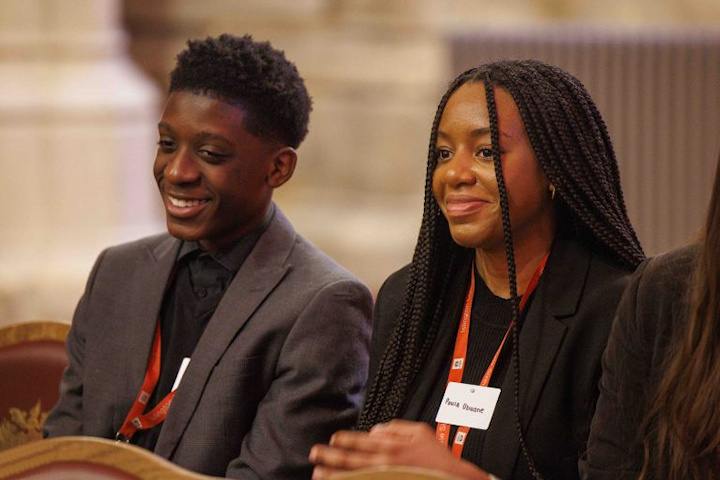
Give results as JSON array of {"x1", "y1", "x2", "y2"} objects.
[{"x1": 1, "y1": 0, "x2": 719, "y2": 325}]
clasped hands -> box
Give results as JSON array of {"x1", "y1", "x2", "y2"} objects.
[{"x1": 309, "y1": 420, "x2": 492, "y2": 480}]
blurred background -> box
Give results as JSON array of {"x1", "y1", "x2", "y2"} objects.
[{"x1": 0, "y1": 0, "x2": 718, "y2": 327}]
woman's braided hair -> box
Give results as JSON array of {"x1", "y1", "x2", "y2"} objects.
[{"x1": 357, "y1": 59, "x2": 644, "y2": 476}]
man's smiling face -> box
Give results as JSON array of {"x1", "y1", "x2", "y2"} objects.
[{"x1": 154, "y1": 91, "x2": 280, "y2": 252}]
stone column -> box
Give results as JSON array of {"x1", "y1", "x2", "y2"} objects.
[{"x1": 0, "y1": 0, "x2": 161, "y2": 326}]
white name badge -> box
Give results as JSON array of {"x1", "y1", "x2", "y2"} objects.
[{"x1": 435, "y1": 382, "x2": 501, "y2": 431}]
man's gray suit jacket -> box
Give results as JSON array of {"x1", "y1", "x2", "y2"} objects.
[{"x1": 44, "y1": 206, "x2": 373, "y2": 480}]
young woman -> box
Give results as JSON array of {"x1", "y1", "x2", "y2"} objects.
[
  {"x1": 310, "y1": 59, "x2": 644, "y2": 480},
  {"x1": 583, "y1": 150, "x2": 720, "y2": 480}
]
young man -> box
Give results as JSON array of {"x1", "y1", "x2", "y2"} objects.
[{"x1": 44, "y1": 34, "x2": 373, "y2": 480}]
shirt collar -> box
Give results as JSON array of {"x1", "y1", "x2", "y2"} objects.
[{"x1": 176, "y1": 203, "x2": 276, "y2": 274}]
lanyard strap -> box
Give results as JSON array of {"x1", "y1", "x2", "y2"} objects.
[
  {"x1": 436, "y1": 252, "x2": 550, "y2": 457},
  {"x1": 116, "y1": 321, "x2": 177, "y2": 442}
]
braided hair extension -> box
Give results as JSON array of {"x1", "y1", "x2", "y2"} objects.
[
  {"x1": 482, "y1": 73, "x2": 547, "y2": 480},
  {"x1": 357, "y1": 62, "x2": 644, "y2": 472},
  {"x1": 483, "y1": 73, "x2": 546, "y2": 480},
  {"x1": 483, "y1": 61, "x2": 644, "y2": 266}
]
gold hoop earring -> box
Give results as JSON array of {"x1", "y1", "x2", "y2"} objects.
[{"x1": 549, "y1": 184, "x2": 556, "y2": 200}]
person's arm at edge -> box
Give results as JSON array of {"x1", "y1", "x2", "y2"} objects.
[
  {"x1": 43, "y1": 249, "x2": 108, "y2": 438},
  {"x1": 581, "y1": 258, "x2": 654, "y2": 479}
]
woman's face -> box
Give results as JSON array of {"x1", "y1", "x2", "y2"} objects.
[{"x1": 432, "y1": 81, "x2": 556, "y2": 254}]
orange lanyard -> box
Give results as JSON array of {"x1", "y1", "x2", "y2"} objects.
[
  {"x1": 436, "y1": 252, "x2": 550, "y2": 457},
  {"x1": 116, "y1": 322, "x2": 177, "y2": 442}
]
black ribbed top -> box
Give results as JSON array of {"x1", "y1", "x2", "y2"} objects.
[{"x1": 418, "y1": 268, "x2": 513, "y2": 462}]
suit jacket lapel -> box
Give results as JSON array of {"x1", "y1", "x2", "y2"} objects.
[
  {"x1": 155, "y1": 207, "x2": 296, "y2": 458},
  {"x1": 116, "y1": 235, "x2": 180, "y2": 430},
  {"x1": 481, "y1": 237, "x2": 590, "y2": 480}
]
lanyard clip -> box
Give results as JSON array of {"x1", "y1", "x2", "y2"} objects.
[{"x1": 115, "y1": 432, "x2": 130, "y2": 443}]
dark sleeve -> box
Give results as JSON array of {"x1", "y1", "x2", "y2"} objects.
[
  {"x1": 43, "y1": 249, "x2": 107, "y2": 438},
  {"x1": 225, "y1": 278, "x2": 373, "y2": 480},
  {"x1": 582, "y1": 256, "x2": 673, "y2": 480}
]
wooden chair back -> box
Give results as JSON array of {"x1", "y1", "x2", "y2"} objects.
[
  {"x1": 0, "y1": 321, "x2": 70, "y2": 451},
  {"x1": 0, "y1": 436, "x2": 217, "y2": 479}
]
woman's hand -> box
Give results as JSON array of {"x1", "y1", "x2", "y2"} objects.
[{"x1": 309, "y1": 420, "x2": 493, "y2": 480}]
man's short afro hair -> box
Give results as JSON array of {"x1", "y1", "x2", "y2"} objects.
[{"x1": 169, "y1": 34, "x2": 312, "y2": 149}]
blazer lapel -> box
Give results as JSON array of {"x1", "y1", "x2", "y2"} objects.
[
  {"x1": 116, "y1": 235, "x2": 181, "y2": 430},
  {"x1": 155, "y1": 207, "x2": 296, "y2": 458},
  {"x1": 481, "y1": 237, "x2": 590, "y2": 480}
]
